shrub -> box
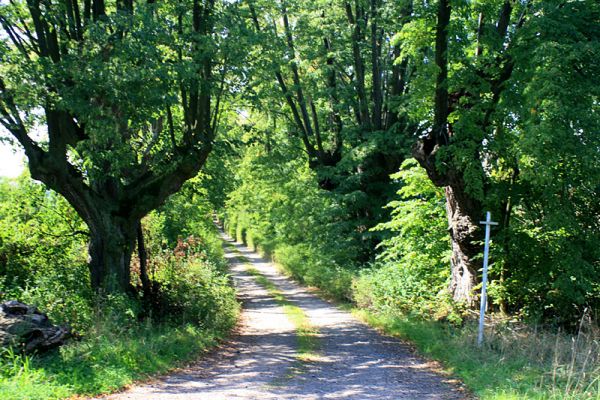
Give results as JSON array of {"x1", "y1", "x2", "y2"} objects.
[
  {"x1": 150, "y1": 236, "x2": 238, "y2": 330},
  {"x1": 353, "y1": 160, "x2": 453, "y2": 319}
]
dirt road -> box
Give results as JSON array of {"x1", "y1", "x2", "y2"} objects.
[{"x1": 104, "y1": 234, "x2": 467, "y2": 399}]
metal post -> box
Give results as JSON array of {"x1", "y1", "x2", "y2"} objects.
[{"x1": 478, "y1": 211, "x2": 497, "y2": 347}]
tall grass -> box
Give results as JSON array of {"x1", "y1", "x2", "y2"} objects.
[{"x1": 356, "y1": 309, "x2": 600, "y2": 399}]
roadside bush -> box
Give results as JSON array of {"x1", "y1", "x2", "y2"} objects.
[
  {"x1": 353, "y1": 160, "x2": 452, "y2": 319},
  {"x1": 0, "y1": 175, "x2": 93, "y2": 332},
  {"x1": 149, "y1": 236, "x2": 238, "y2": 330}
]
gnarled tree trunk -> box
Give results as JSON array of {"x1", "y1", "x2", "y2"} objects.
[
  {"x1": 445, "y1": 185, "x2": 481, "y2": 306},
  {"x1": 414, "y1": 0, "x2": 521, "y2": 307},
  {"x1": 414, "y1": 0, "x2": 482, "y2": 306},
  {"x1": 88, "y1": 215, "x2": 138, "y2": 293}
]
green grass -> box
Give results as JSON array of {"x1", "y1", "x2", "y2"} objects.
[
  {"x1": 0, "y1": 322, "x2": 227, "y2": 400},
  {"x1": 354, "y1": 309, "x2": 600, "y2": 400}
]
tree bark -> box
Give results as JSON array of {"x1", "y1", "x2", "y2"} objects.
[
  {"x1": 88, "y1": 214, "x2": 137, "y2": 293},
  {"x1": 444, "y1": 184, "x2": 481, "y2": 307}
]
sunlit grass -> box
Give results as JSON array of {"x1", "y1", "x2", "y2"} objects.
[
  {"x1": 0, "y1": 322, "x2": 226, "y2": 400},
  {"x1": 354, "y1": 309, "x2": 600, "y2": 400},
  {"x1": 246, "y1": 266, "x2": 320, "y2": 361}
]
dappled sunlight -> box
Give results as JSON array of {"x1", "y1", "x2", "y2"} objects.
[{"x1": 103, "y1": 233, "x2": 465, "y2": 399}]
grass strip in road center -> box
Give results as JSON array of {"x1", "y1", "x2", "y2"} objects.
[
  {"x1": 224, "y1": 242, "x2": 320, "y2": 362},
  {"x1": 245, "y1": 266, "x2": 320, "y2": 362}
]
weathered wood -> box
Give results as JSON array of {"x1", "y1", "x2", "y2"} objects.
[{"x1": 0, "y1": 301, "x2": 71, "y2": 354}]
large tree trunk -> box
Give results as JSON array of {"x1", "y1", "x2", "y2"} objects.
[
  {"x1": 88, "y1": 214, "x2": 138, "y2": 293},
  {"x1": 444, "y1": 185, "x2": 482, "y2": 307}
]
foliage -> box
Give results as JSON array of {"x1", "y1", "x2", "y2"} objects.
[
  {"x1": 146, "y1": 235, "x2": 238, "y2": 330},
  {"x1": 133, "y1": 177, "x2": 240, "y2": 328},
  {"x1": 0, "y1": 174, "x2": 239, "y2": 398},
  {"x1": 353, "y1": 159, "x2": 455, "y2": 320},
  {"x1": 239, "y1": 0, "x2": 413, "y2": 259},
  {"x1": 489, "y1": 1, "x2": 600, "y2": 324},
  {"x1": 0, "y1": 174, "x2": 92, "y2": 331},
  {"x1": 0, "y1": 0, "x2": 239, "y2": 292},
  {"x1": 223, "y1": 113, "x2": 359, "y2": 301}
]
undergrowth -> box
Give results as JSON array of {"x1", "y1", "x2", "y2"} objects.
[
  {"x1": 0, "y1": 320, "x2": 224, "y2": 400},
  {"x1": 0, "y1": 177, "x2": 240, "y2": 399}
]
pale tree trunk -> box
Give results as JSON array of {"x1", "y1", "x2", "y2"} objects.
[{"x1": 445, "y1": 185, "x2": 481, "y2": 306}]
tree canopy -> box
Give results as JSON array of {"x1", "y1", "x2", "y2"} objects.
[{"x1": 1, "y1": 0, "x2": 599, "y2": 326}]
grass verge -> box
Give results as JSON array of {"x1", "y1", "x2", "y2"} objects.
[{"x1": 0, "y1": 323, "x2": 228, "y2": 400}]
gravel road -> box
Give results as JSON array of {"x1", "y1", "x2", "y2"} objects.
[{"x1": 103, "y1": 234, "x2": 469, "y2": 400}]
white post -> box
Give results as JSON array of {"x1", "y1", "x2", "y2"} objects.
[{"x1": 478, "y1": 211, "x2": 498, "y2": 347}]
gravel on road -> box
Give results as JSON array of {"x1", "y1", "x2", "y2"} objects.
[{"x1": 103, "y1": 233, "x2": 469, "y2": 400}]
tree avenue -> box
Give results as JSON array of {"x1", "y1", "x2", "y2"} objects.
[
  {"x1": 242, "y1": 0, "x2": 416, "y2": 255},
  {"x1": 0, "y1": 0, "x2": 231, "y2": 293},
  {"x1": 227, "y1": 0, "x2": 599, "y2": 321},
  {"x1": 1, "y1": 0, "x2": 599, "y2": 325}
]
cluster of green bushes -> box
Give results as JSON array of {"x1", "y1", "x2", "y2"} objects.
[
  {"x1": 352, "y1": 160, "x2": 459, "y2": 321},
  {"x1": 0, "y1": 175, "x2": 93, "y2": 331},
  {"x1": 0, "y1": 174, "x2": 239, "y2": 399},
  {"x1": 224, "y1": 155, "x2": 460, "y2": 320}
]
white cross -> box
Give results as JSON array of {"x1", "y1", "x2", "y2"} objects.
[{"x1": 478, "y1": 211, "x2": 498, "y2": 347}]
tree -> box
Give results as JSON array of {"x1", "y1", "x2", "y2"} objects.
[
  {"x1": 406, "y1": 0, "x2": 525, "y2": 305},
  {"x1": 0, "y1": 0, "x2": 229, "y2": 293},
  {"x1": 242, "y1": 0, "x2": 415, "y2": 251},
  {"x1": 411, "y1": 0, "x2": 600, "y2": 308}
]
